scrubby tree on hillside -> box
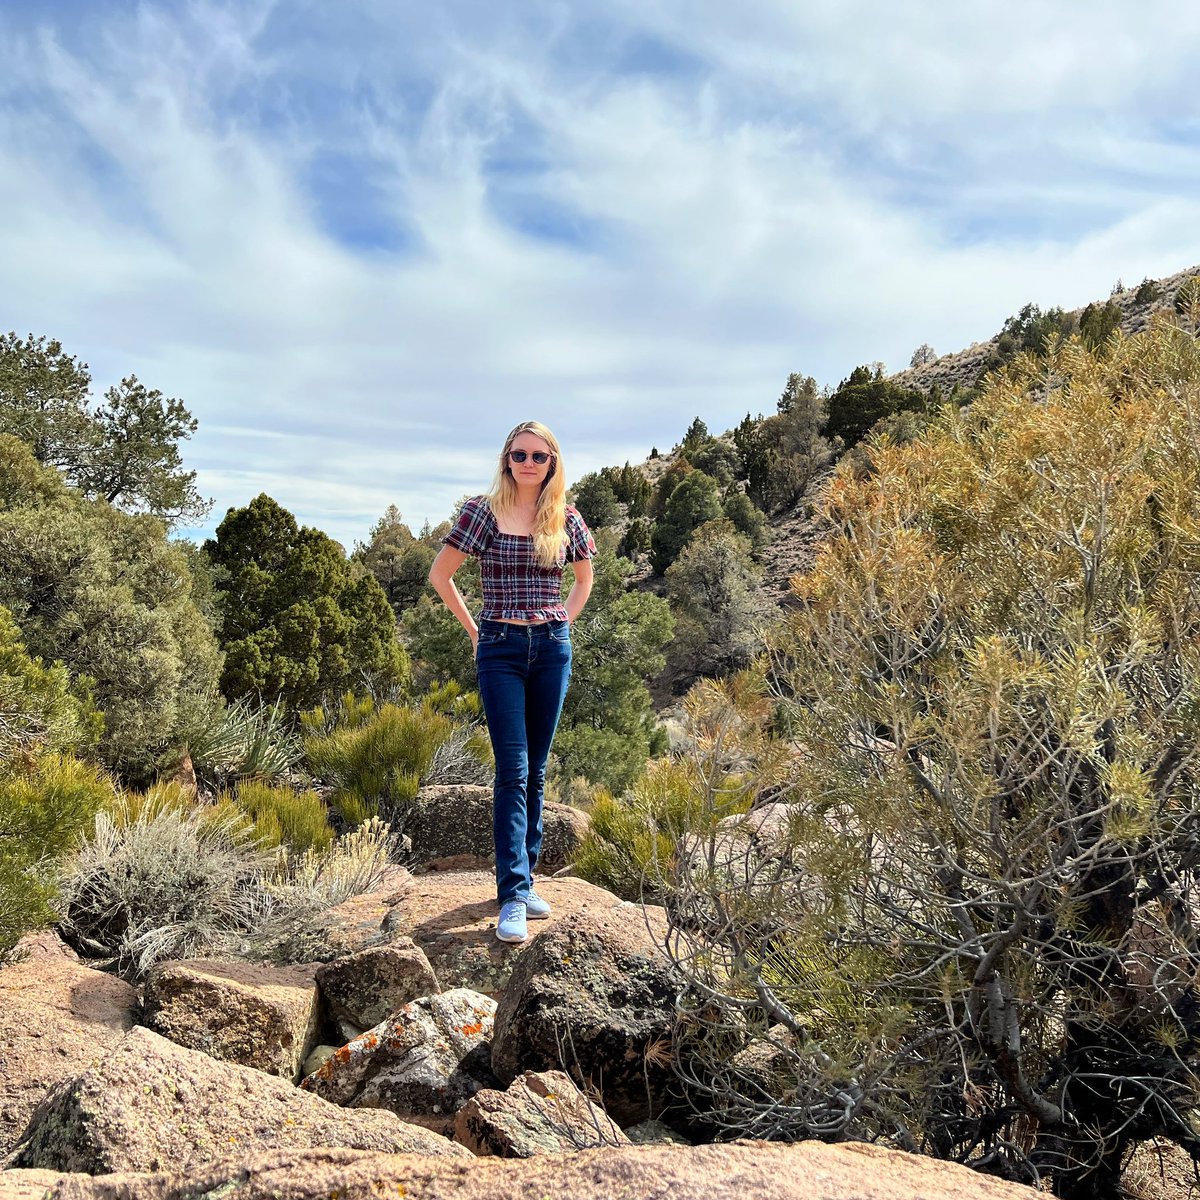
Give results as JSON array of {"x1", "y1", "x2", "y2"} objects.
[
  {"x1": 206, "y1": 494, "x2": 409, "y2": 710},
  {"x1": 665, "y1": 519, "x2": 767, "y2": 680},
  {"x1": 354, "y1": 505, "x2": 438, "y2": 614},
  {"x1": 671, "y1": 319, "x2": 1200, "y2": 1197},
  {"x1": 735, "y1": 374, "x2": 836, "y2": 513},
  {"x1": 823, "y1": 364, "x2": 925, "y2": 449},
  {"x1": 0, "y1": 333, "x2": 208, "y2": 525},
  {"x1": 1078, "y1": 299, "x2": 1122, "y2": 351},
  {"x1": 650, "y1": 469, "x2": 723, "y2": 573},
  {"x1": 910, "y1": 343, "x2": 936, "y2": 367},
  {"x1": 553, "y1": 545, "x2": 673, "y2": 791},
  {"x1": 571, "y1": 472, "x2": 620, "y2": 529}
]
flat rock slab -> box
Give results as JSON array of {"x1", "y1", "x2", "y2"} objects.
[
  {"x1": 379, "y1": 871, "x2": 664, "y2": 997},
  {"x1": 4, "y1": 1140, "x2": 1043, "y2": 1199},
  {"x1": 0, "y1": 958, "x2": 136, "y2": 1157},
  {"x1": 455, "y1": 1069, "x2": 629, "y2": 1157},
  {"x1": 9, "y1": 1025, "x2": 468, "y2": 1174},
  {"x1": 143, "y1": 959, "x2": 320, "y2": 1081}
]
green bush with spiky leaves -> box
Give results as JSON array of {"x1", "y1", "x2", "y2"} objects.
[
  {"x1": 183, "y1": 695, "x2": 302, "y2": 790},
  {"x1": 303, "y1": 700, "x2": 463, "y2": 825}
]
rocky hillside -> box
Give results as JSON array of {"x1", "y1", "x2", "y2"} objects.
[{"x1": 891, "y1": 262, "x2": 1200, "y2": 396}]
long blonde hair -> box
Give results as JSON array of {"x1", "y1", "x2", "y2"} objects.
[{"x1": 487, "y1": 420, "x2": 568, "y2": 568}]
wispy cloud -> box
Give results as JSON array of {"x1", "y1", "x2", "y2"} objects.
[{"x1": 0, "y1": 1, "x2": 1197, "y2": 546}]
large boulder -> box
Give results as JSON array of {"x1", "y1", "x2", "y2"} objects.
[
  {"x1": 143, "y1": 959, "x2": 320, "y2": 1081},
  {"x1": 404, "y1": 785, "x2": 586, "y2": 871},
  {"x1": 490, "y1": 910, "x2": 675, "y2": 1126},
  {"x1": 314, "y1": 867, "x2": 660, "y2": 997},
  {"x1": 303, "y1": 989, "x2": 496, "y2": 1119},
  {"x1": 315, "y1": 940, "x2": 439, "y2": 1031},
  {"x1": 0, "y1": 957, "x2": 136, "y2": 1157},
  {"x1": 454, "y1": 1069, "x2": 629, "y2": 1157},
  {"x1": 7, "y1": 1026, "x2": 468, "y2": 1173},
  {"x1": 0, "y1": 1141, "x2": 1045, "y2": 1199}
]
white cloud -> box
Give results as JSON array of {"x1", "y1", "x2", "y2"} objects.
[{"x1": 0, "y1": 1, "x2": 1197, "y2": 549}]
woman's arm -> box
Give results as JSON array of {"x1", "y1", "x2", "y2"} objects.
[
  {"x1": 428, "y1": 545, "x2": 478, "y2": 647},
  {"x1": 565, "y1": 558, "x2": 593, "y2": 623}
]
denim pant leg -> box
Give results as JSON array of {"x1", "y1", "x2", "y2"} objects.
[
  {"x1": 476, "y1": 622, "x2": 571, "y2": 903},
  {"x1": 523, "y1": 625, "x2": 572, "y2": 874}
]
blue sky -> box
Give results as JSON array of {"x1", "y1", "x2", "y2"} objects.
[{"x1": 2, "y1": 1, "x2": 1198, "y2": 548}]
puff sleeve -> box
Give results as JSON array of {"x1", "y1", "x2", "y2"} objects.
[
  {"x1": 441, "y1": 496, "x2": 496, "y2": 556},
  {"x1": 565, "y1": 506, "x2": 598, "y2": 562}
]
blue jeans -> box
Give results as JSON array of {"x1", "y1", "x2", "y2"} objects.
[{"x1": 475, "y1": 618, "x2": 572, "y2": 903}]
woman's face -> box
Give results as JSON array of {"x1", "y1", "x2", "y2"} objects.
[{"x1": 507, "y1": 430, "x2": 556, "y2": 489}]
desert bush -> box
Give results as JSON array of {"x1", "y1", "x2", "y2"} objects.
[
  {"x1": 0, "y1": 753, "x2": 117, "y2": 954},
  {"x1": 251, "y1": 817, "x2": 403, "y2": 963},
  {"x1": 303, "y1": 701, "x2": 456, "y2": 825},
  {"x1": 224, "y1": 779, "x2": 334, "y2": 855},
  {"x1": 574, "y1": 672, "x2": 782, "y2": 901},
  {"x1": 0, "y1": 608, "x2": 111, "y2": 953},
  {"x1": 58, "y1": 798, "x2": 273, "y2": 977},
  {"x1": 671, "y1": 319, "x2": 1200, "y2": 1197},
  {"x1": 553, "y1": 548, "x2": 673, "y2": 791},
  {"x1": 665, "y1": 519, "x2": 768, "y2": 681},
  {"x1": 0, "y1": 438, "x2": 222, "y2": 782},
  {"x1": 299, "y1": 691, "x2": 377, "y2": 737}
]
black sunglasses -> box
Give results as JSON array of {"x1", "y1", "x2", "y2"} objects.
[{"x1": 509, "y1": 449, "x2": 553, "y2": 464}]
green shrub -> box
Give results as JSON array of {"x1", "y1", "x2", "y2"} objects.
[
  {"x1": 0, "y1": 608, "x2": 114, "y2": 953},
  {"x1": 0, "y1": 753, "x2": 117, "y2": 954},
  {"x1": 225, "y1": 779, "x2": 334, "y2": 855},
  {"x1": 0, "y1": 440, "x2": 222, "y2": 783},
  {"x1": 574, "y1": 674, "x2": 775, "y2": 900},
  {"x1": 303, "y1": 701, "x2": 456, "y2": 824},
  {"x1": 299, "y1": 692, "x2": 376, "y2": 737}
]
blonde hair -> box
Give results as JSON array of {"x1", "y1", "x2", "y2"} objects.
[{"x1": 487, "y1": 420, "x2": 568, "y2": 568}]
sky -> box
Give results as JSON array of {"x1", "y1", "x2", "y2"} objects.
[{"x1": 2, "y1": 1, "x2": 1199, "y2": 549}]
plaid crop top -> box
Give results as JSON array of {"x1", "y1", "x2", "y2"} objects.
[{"x1": 441, "y1": 496, "x2": 597, "y2": 622}]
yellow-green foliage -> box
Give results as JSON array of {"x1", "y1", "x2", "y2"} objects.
[
  {"x1": 0, "y1": 607, "x2": 113, "y2": 953},
  {"x1": 676, "y1": 320, "x2": 1200, "y2": 1169},
  {"x1": 299, "y1": 692, "x2": 376, "y2": 736},
  {"x1": 575, "y1": 672, "x2": 780, "y2": 901},
  {"x1": 422, "y1": 679, "x2": 483, "y2": 720},
  {"x1": 303, "y1": 701, "x2": 455, "y2": 824},
  {"x1": 0, "y1": 754, "x2": 118, "y2": 953},
  {"x1": 224, "y1": 779, "x2": 333, "y2": 855}
]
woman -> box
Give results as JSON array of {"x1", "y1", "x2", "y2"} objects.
[{"x1": 428, "y1": 421, "x2": 596, "y2": 943}]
